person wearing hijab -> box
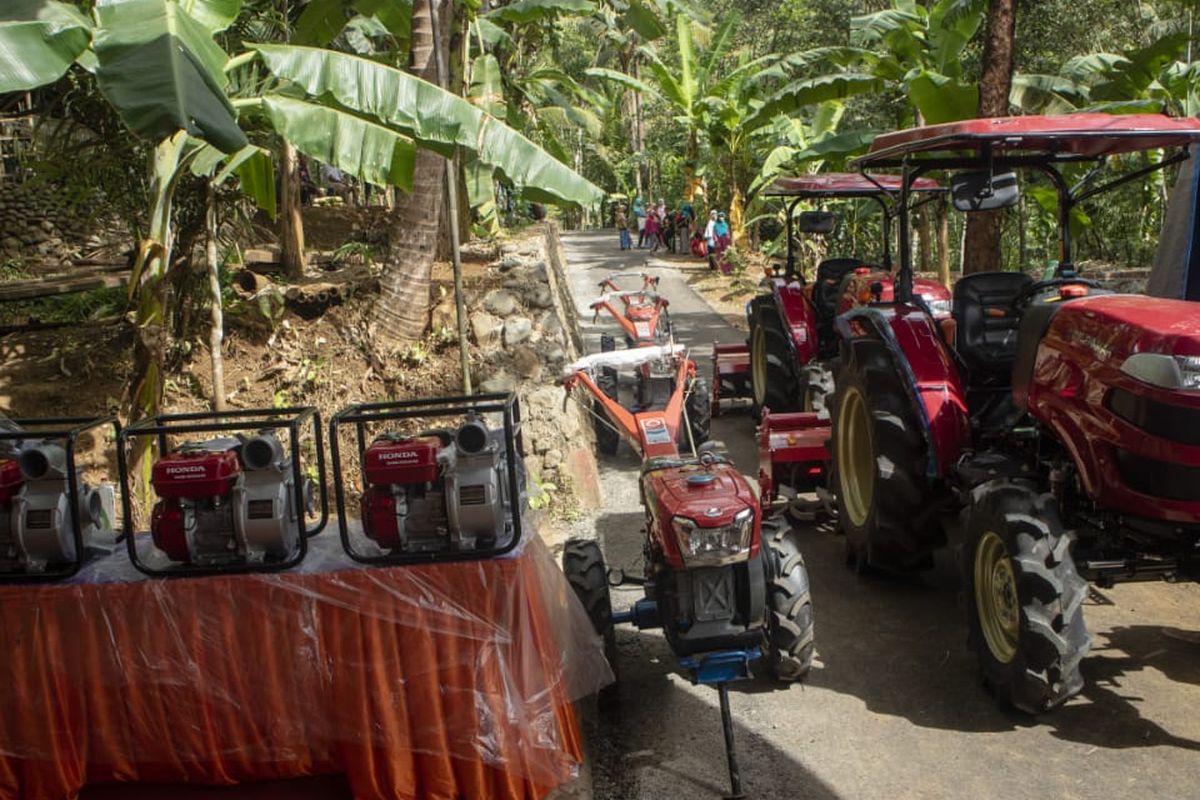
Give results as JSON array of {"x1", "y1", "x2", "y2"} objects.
[
  {"x1": 633, "y1": 196, "x2": 647, "y2": 248},
  {"x1": 703, "y1": 210, "x2": 718, "y2": 271},
  {"x1": 714, "y1": 212, "x2": 732, "y2": 273}
]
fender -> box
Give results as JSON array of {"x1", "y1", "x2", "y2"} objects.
[
  {"x1": 836, "y1": 305, "x2": 970, "y2": 479},
  {"x1": 767, "y1": 280, "x2": 819, "y2": 366}
]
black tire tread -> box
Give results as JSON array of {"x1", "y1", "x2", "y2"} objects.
[
  {"x1": 963, "y1": 481, "x2": 1090, "y2": 714},
  {"x1": 830, "y1": 340, "x2": 932, "y2": 568},
  {"x1": 594, "y1": 369, "x2": 620, "y2": 456},
  {"x1": 684, "y1": 378, "x2": 712, "y2": 448},
  {"x1": 764, "y1": 526, "x2": 815, "y2": 681},
  {"x1": 562, "y1": 539, "x2": 620, "y2": 688}
]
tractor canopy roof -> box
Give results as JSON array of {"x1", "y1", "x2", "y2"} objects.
[
  {"x1": 856, "y1": 114, "x2": 1200, "y2": 168},
  {"x1": 765, "y1": 173, "x2": 941, "y2": 197}
]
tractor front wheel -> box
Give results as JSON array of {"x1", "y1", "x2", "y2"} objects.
[
  {"x1": 763, "y1": 525, "x2": 815, "y2": 680},
  {"x1": 562, "y1": 539, "x2": 620, "y2": 697},
  {"x1": 830, "y1": 341, "x2": 932, "y2": 571},
  {"x1": 963, "y1": 481, "x2": 1090, "y2": 713}
]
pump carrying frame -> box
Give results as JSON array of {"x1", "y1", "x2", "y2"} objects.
[
  {"x1": 116, "y1": 407, "x2": 328, "y2": 577},
  {"x1": 0, "y1": 415, "x2": 121, "y2": 583},
  {"x1": 328, "y1": 392, "x2": 526, "y2": 566}
]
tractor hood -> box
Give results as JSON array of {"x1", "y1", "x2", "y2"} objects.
[
  {"x1": 1050, "y1": 294, "x2": 1200, "y2": 360},
  {"x1": 643, "y1": 461, "x2": 758, "y2": 527}
]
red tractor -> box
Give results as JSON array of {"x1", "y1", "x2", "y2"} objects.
[
  {"x1": 832, "y1": 113, "x2": 1200, "y2": 713},
  {"x1": 560, "y1": 344, "x2": 813, "y2": 798},
  {"x1": 731, "y1": 174, "x2": 948, "y2": 417}
]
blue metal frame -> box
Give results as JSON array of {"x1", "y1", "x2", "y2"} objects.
[{"x1": 680, "y1": 647, "x2": 762, "y2": 686}]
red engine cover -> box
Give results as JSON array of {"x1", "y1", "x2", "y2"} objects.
[
  {"x1": 152, "y1": 448, "x2": 240, "y2": 498},
  {"x1": 360, "y1": 486, "x2": 401, "y2": 547},
  {"x1": 363, "y1": 435, "x2": 441, "y2": 485},
  {"x1": 643, "y1": 461, "x2": 761, "y2": 569},
  {"x1": 0, "y1": 459, "x2": 24, "y2": 506},
  {"x1": 150, "y1": 498, "x2": 190, "y2": 562}
]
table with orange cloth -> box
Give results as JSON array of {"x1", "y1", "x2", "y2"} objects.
[{"x1": 0, "y1": 533, "x2": 607, "y2": 800}]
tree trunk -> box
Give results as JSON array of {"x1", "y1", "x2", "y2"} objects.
[
  {"x1": 918, "y1": 204, "x2": 931, "y2": 274},
  {"x1": 206, "y1": 183, "x2": 227, "y2": 411},
  {"x1": 938, "y1": 198, "x2": 951, "y2": 286},
  {"x1": 279, "y1": 142, "x2": 306, "y2": 278},
  {"x1": 375, "y1": 0, "x2": 453, "y2": 348},
  {"x1": 962, "y1": 0, "x2": 1015, "y2": 274}
]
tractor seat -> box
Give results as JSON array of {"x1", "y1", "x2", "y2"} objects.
[
  {"x1": 952, "y1": 271, "x2": 1035, "y2": 380},
  {"x1": 812, "y1": 258, "x2": 863, "y2": 320}
]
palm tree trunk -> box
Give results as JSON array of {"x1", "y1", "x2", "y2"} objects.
[
  {"x1": 375, "y1": 0, "x2": 453, "y2": 348},
  {"x1": 963, "y1": 0, "x2": 1015, "y2": 274},
  {"x1": 279, "y1": 142, "x2": 306, "y2": 278}
]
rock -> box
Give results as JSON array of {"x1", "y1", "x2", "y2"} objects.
[
  {"x1": 543, "y1": 448, "x2": 563, "y2": 469},
  {"x1": 503, "y1": 316, "x2": 533, "y2": 347},
  {"x1": 470, "y1": 311, "x2": 503, "y2": 348},
  {"x1": 537, "y1": 311, "x2": 564, "y2": 344},
  {"x1": 540, "y1": 344, "x2": 566, "y2": 365},
  {"x1": 527, "y1": 284, "x2": 554, "y2": 309},
  {"x1": 482, "y1": 288, "x2": 519, "y2": 317},
  {"x1": 478, "y1": 369, "x2": 517, "y2": 394},
  {"x1": 498, "y1": 256, "x2": 523, "y2": 272},
  {"x1": 2, "y1": 237, "x2": 19, "y2": 251},
  {"x1": 511, "y1": 346, "x2": 542, "y2": 380},
  {"x1": 502, "y1": 278, "x2": 525, "y2": 291},
  {"x1": 40, "y1": 219, "x2": 54, "y2": 233},
  {"x1": 528, "y1": 260, "x2": 549, "y2": 281},
  {"x1": 524, "y1": 454, "x2": 543, "y2": 474},
  {"x1": 430, "y1": 294, "x2": 457, "y2": 333}
]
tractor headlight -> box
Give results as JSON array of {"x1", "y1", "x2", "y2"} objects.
[
  {"x1": 1120, "y1": 353, "x2": 1200, "y2": 391},
  {"x1": 921, "y1": 294, "x2": 953, "y2": 318},
  {"x1": 671, "y1": 508, "x2": 755, "y2": 566}
]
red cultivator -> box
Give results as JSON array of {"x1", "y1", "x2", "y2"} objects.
[{"x1": 560, "y1": 344, "x2": 814, "y2": 798}]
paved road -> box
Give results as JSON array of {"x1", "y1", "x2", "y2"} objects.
[{"x1": 560, "y1": 230, "x2": 1200, "y2": 800}]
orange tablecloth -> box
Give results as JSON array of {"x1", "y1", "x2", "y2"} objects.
[{"x1": 0, "y1": 535, "x2": 604, "y2": 800}]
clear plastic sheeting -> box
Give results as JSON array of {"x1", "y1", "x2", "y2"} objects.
[
  {"x1": 0, "y1": 525, "x2": 612, "y2": 800},
  {"x1": 562, "y1": 343, "x2": 686, "y2": 377}
]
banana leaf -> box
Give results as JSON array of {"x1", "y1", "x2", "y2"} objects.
[
  {"x1": 623, "y1": 0, "x2": 666, "y2": 40},
  {"x1": 252, "y1": 43, "x2": 604, "y2": 206},
  {"x1": 93, "y1": 0, "x2": 247, "y2": 153},
  {"x1": 180, "y1": 0, "x2": 242, "y2": 33},
  {"x1": 294, "y1": 0, "x2": 347, "y2": 45},
  {"x1": 0, "y1": 0, "x2": 93, "y2": 92},
  {"x1": 469, "y1": 53, "x2": 505, "y2": 119},
  {"x1": 905, "y1": 68, "x2": 977, "y2": 124},
  {"x1": 484, "y1": 0, "x2": 594, "y2": 26},
  {"x1": 744, "y1": 73, "x2": 882, "y2": 134},
  {"x1": 261, "y1": 94, "x2": 416, "y2": 190}
]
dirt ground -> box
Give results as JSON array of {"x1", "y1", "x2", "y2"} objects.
[{"x1": 560, "y1": 229, "x2": 1200, "y2": 800}]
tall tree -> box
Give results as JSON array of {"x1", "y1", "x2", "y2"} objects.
[
  {"x1": 376, "y1": 0, "x2": 449, "y2": 347},
  {"x1": 963, "y1": 0, "x2": 1016, "y2": 273}
]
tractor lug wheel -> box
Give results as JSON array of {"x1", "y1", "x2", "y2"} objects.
[{"x1": 963, "y1": 480, "x2": 1090, "y2": 714}]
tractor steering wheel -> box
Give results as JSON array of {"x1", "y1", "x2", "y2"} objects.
[{"x1": 1011, "y1": 276, "x2": 1103, "y2": 311}]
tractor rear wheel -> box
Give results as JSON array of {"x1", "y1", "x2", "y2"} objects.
[
  {"x1": 830, "y1": 341, "x2": 932, "y2": 570},
  {"x1": 963, "y1": 481, "x2": 1090, "y2": 713},
  {"x1": 763, "y1": 525, "x2": 815, "y2": 680},
  {"x1": 750, "y1": 309, "x2": 803, "y2": 414},
  {"x1": 562, "y1": 539, "x2": 620, "y2": 699},
  {"x1": 593, "y1": 369, "x2": 620, "y2": 456}
]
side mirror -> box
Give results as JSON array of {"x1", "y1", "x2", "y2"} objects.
[
  {"x1": 950, "y1": 171, "x2": 1020, "y2": 212},
  {"x1": 796, "y1": 211, "x2": 837, "y2": 234}
]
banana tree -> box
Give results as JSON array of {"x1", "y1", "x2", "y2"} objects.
[{"x1": 0, "y1": 0, "x2": 602, "y2": 491}]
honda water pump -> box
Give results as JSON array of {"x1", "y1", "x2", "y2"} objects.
[
  {"x1": 118, "y1": 407, "x2": 327, "y2": 576},
  {"x1": 331, "y1": 394, "x2": 527, "y2": 564},
  {"x1": 150, "y1": 434, "x2": 309, "y2": 566},
  {"x1": 0, "y1": 415, "x2": 119, "y2": 581}
]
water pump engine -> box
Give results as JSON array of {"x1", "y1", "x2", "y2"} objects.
[
  {"x1": 150, "y1": 433, "x2": 308, "y2": 566},
  {"x1": 359, "y1": 416, "x2": 520, "y2": 553},
  {"x1": 0, "y1": 443, "x2": 104, "y2": 573}
]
